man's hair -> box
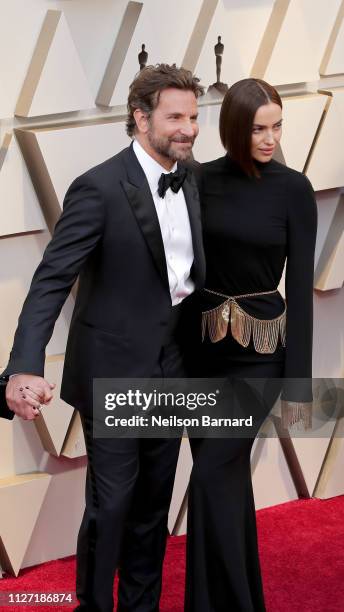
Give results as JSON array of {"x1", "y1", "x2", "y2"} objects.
[
  {"x1": 126, "y1": 63, "x2": 204, "y2": 137},
  {"x1": 219, "y1": 78, "x2": 282, "y2": 178}
]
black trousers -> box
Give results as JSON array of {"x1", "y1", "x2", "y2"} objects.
[
  {"x1": 185, "y1": 334, "x2": 285, "y2": 612},
  {"x1": 75, "y1": 315, "x2": 185, "y2": 612}
]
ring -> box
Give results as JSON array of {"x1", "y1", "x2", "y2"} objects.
[{"x1": 37, "y1": 404, "x2": 43, "y2": 412}]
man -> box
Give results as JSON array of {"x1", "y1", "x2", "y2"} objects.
[{"x1": 0, "y1": 64, "x2": 205, "y2": 611}]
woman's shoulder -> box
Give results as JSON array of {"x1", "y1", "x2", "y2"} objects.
[
  {"x1": 190, "y1": 156, "x2": 228, "y2": 191},
  {"x1": 263, "y1": 160, "x2": 315, "y2": 205},
  {"x1": 200, "y1": 155, "x2": 228, "y2": 173},
  {"x1": 198, "y1": 156, "x2": 229, "y2": 185},
  {"x1": 269, "y1": 159, "x2": 313, "y2": 188},
  {"x1": 274, "y1": 163, "x2": 316, "y2": 221}
]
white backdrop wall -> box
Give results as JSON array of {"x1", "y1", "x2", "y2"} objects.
[{"x1": 0, "y1": 0, "x2": 343, "y2": 575}]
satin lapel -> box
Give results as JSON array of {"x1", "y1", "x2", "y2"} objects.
[
  {"x1": 182, "y1": 169, "x2": 206, "y2": 289},
  {"x1": 121, "y1": 146, "x2": 169, "y2": 288}
]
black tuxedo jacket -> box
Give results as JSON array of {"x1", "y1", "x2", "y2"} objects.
[{"x1": 0, "y1": 143, "x2": 205, "y2": 418}]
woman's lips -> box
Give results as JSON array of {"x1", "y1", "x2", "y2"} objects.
[{"x1": 259, "y1": 148, "x2": 274, "y2": 154}]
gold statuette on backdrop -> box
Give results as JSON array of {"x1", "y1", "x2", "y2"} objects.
[
  {"x1": 138, "y1": 44, "x2": 148, "y2": 71},
  {"x1": 207, "y1": 36, "x2": 228, "y2": 96}
]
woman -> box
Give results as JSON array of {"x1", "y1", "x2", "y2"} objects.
[{"x1": 185, "y1": 78, "x2": 317, "y2": 611}]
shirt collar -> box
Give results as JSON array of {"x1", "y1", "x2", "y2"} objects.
[{"x1": 133, "y1": 139, "x2": 177, "y2": 195}]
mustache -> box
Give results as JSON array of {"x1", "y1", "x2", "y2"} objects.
[{"x1": 170, "y1": 136, "x2": 195, "y2": 143}]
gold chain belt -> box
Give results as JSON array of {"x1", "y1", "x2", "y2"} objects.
[{"x1": 202, "y1": 288, "x2": 286, "y2": 354}]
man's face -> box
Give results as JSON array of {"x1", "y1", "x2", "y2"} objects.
[{"x1": 138, "y1": 88, "x2": 199, "y2": 166}]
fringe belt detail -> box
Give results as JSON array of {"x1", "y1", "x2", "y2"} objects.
[
  {"x1": 201, "y1": 288, "x2": 286, "y2": 354},
  {"x1": 202, "y1": 288, "x2": 313, "y2": 430}
]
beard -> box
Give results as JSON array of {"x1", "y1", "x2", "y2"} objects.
[{"x1": 147, "y1": 126, "x2": 195, "y2": 162}]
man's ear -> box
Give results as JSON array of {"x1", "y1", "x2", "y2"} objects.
[{"x1": 133, "y1": 109, "x2": 149, "y2": 135}]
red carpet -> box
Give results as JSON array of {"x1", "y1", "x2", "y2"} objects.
[{"x1": 1, "y1": 496, "x2": 344, "y2": 611}]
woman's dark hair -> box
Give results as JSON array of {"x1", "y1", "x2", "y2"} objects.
[
  {"x1": 219, "y1": 78, "x2": 282, "y2": 177},
  {"x1": 126, "y1": 63, "x2": 204, "y2": 137}
]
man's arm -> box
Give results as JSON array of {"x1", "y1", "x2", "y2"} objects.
[{"x1": 1, "y1": 174, "x2": 105, "y2": 419}]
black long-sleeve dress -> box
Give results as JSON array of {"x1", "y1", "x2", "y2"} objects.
[{"x1": 185, "y1": 155, "x2": 317, "y2": 612}]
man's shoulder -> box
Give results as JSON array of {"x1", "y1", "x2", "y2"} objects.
[{"x1": 73, "y1": 145, "x2": 131, "y2": 188}]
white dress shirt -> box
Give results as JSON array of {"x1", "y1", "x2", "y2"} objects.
[{"x1": 133, "y1": 139, "x2": 195, "y2": 306}]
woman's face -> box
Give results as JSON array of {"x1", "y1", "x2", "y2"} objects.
[{"x1": 251, "y1": 102, "x2": 282, "y2": 163}]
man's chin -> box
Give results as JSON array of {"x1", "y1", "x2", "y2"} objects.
[{"x1": 169, "y1": 146, "x2": 194, "y2": 162}]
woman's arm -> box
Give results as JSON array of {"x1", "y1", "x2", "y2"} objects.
[{"x1": 281, "y1": 172, "x2": 318, "y2": 427}]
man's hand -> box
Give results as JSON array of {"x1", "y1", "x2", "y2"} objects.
[{"x1": 5, "y1": 375, "x2": 56, "y2": 421}]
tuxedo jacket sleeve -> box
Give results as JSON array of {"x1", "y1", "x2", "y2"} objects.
[
  {"x1": 1, "y1": 175, "x2": 105, "y2": 378},
  {"x1": 0, "y1": 379, "x2": 14, "y2": 420}
]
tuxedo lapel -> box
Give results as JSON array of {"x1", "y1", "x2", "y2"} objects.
[
  {"x1": 121, "y1": 145, "x2": 169, "y2": 289},
  {"x1": 181, "y1": 168, "x2": 206, "y2": 289}
]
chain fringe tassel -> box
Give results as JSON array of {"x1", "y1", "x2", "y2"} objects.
[
  {"x1": 202, "y1": 298, "x2": 286, "y2": 354},
  {"x1": 281, "y1": 400, "x2": 312, "y2": 430}
]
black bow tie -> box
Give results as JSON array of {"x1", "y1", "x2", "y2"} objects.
[{"x1": 157, "y1": 167, "x2": 187, "y2": 198}]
